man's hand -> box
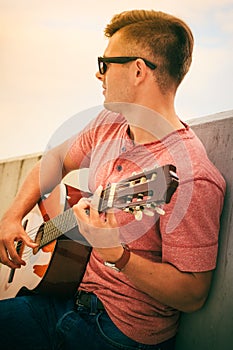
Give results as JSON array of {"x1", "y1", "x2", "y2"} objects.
[
  {"x1": 0, "y1": 215, "x2": 38, "y2": 269},
  {"x1": 73, "y1": 187, "x2": 124, "y2": 262}
]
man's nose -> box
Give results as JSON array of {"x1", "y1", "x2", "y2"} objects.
[{"x1": 95, "y1": 71, "x2": 103, "y2": 81}]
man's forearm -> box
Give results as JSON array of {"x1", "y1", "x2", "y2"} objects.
[{"x1": 123, "y1": 252, "x2": 212, "y2": 313}]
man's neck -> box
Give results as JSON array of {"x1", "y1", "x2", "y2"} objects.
[
  {"x1": 123, "y1": 104, "x2": 183, "y2": 144},
  {"x1": 127, "y1": 85, "x2": 184, "y2": 143}
]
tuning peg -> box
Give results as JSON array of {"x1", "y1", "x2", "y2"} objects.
[
  {"x1": 143, "y1": 209, "x2": 155, "y2": 217},
  {"x1": 154, "y1": 207, "x2": 165, "y2": 215},
  {"x1": 123, "y1": 207, "x2": 134, "y2": 214},
  {"x1": 151, "y1": 173, "x2": 157, "y2": 181},
  {"x1": 140, "y1": 176, "x2": 147, "y2": 183},
  {"x1": 134, "y1": 210, "x2": 143, "y2": 221},
  {"x1": 137, "y1": 194, "x2": 144, "y2": 200},
  {"x1": 148, "y1": 202, "x2": 165, "y2": 215},
  {"x1": 126, "y1": 195, "x2": 133, "y2": 203}
]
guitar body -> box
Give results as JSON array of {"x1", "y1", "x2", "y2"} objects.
[{"x1": 0, "y1": 184, "x2": 91, "y2": 300}]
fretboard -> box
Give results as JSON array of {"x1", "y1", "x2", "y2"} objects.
[{"x1": 39, "y1": 208, "x2": 77, "y2": 248}]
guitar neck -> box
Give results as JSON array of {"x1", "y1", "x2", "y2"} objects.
[
  {"x1": 37, "y1": 164, "x2": 178, "y2": 249},
  {"x1": 38, "y1": 208, "x2": 77, "y2": 249}
]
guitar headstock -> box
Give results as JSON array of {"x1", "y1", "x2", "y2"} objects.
[{"x1": 98, "y1": 164, "x2": 179, "y2": 219}]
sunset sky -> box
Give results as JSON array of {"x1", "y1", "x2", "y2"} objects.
[{"x1": 1, "y1": 0, "x2": 232, "y2": 159}]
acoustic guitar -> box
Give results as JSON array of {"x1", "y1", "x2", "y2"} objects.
[{"x1": 0, "y1": 164, "x2": 178, "y2": 299}]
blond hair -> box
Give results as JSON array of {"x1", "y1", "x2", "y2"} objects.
[{"x1": 105, "y1": 10, "x2": 194, "y2": 92}]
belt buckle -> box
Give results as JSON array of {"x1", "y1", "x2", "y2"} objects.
[
  {"x1": 75, "y1": 291, "x2": 87, "y2": 308},
  {"x1": 75, "y1": 291, "x2": 104, "y2": 314}
]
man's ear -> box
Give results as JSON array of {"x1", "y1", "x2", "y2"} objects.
[{"x1": 134, "y1": 59, "x2": 147, "y2": 83}]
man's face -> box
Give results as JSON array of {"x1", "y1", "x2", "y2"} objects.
[{"x1": 96, "y1": 32, "x2": 136, "y2": 104}]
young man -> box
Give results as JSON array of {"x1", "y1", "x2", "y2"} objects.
[{"x1": 0, "y1": 10, "x2": 225, "y2": 350}]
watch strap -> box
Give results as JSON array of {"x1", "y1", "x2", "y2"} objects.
[
  {"x1": 104, "y1": 244, "x2": 130, "y2": 272},
  {"x1": 114, "y1": 244, "x2": 130, "y2": 271}
]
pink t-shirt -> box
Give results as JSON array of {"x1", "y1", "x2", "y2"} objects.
[{"x1": 68, "y1": 109, "x2": 225, "y2": 344}]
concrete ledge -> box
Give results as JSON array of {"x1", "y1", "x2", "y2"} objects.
[
  {"x1": 175, "y1": 110, "x2": 233, "y2": 350},
  {"x1": 188, "y1": 110, "x2": 232, "y2": 125},
  {"x1": 0, "y1": 153, "x2": 42, "y2": 218}
]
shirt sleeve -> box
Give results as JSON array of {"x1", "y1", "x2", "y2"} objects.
[
  {"x1": 67, "y1": 109, "x2": 125, "y2": 169},
  {"x1": 160, "y1": 178, "x2": 225, "y2": 272}
]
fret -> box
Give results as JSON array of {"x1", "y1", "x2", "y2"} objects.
[{"x1": 39, "y1": 209, "x2": 77, "y2": 248}]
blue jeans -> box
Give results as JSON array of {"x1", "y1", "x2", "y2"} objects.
[{"x1": 0, "y1": 294, "x2": 175, "y2": 350}]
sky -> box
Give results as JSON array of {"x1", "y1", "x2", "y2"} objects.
[{"x1": 0, "y1": 0, "x2": 232, "y2": 159}]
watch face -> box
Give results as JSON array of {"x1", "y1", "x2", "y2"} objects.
[{"x1": 104, "y1": 261, "x2": 120, "y2": 272}]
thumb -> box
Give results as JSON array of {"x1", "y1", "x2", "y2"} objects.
[{"x1": 22, "y1": 231, "x2": 39, "y2": 248}]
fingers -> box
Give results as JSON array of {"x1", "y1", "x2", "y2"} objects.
[
  {"x1": 73, "y1": 189, "x2": 104, "y2": 225},
  {"x1": 72, "y1": 190, "x2": 120, "y2": 248},
  {"x1": 73, "y1": 192, "x2": 116, "y2": 228},
  {"x1": 0, "y1": 221, "x2": 38, "y2": 269},
  {"x1": 0, "y1": 241, "x2": 23, "y2": 269},
  {"x1": 23, "y1": 234, "x2": 39, "y2": 249},
  {"x1": 73, "y1": 197, "x2": 92, "y2": 222}
]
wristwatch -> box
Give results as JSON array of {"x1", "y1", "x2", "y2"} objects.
[{"x1": 104, "y1": 244, "x2": 130, "y2": 272}]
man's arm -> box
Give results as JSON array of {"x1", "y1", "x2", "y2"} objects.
[
  {"x1": 73, "y1": 197, "x2": 213, "y2": 313},
  {"x1": 0, "y1": 140, "x2": 77, "y2": 269},
  {"x1": 121, "y1": 253, "x2": 213, "y2": 313},
  {"x1": 99, "y1": 244, "x2": 212, "y2": 313}
]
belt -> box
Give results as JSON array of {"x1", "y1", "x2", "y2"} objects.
[
  {"x1": 75, "y1": 291, "x2": 105, "y2": 311},
  {"x1": 75, "y1": 291, "x2": 176, "y2": 349}
]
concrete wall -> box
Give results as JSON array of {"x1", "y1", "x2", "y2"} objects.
[
  {"x1": 0, "y1": 153, "x2": 42, "y2": 219},
  {"x1": 175, "y1": 110, "x2": 233, "y2": 350},
  {"x1": 0, "y1": 110, "x2": 232, "y2": 349}
]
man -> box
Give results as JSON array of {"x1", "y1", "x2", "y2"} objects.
[{"x1": 0, "y1": 9, "x2": 225, "y2": 350}]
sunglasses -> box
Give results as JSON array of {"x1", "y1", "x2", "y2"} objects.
[{"x1": 98, "y1": 56, "x2": 157, "y2": 75}]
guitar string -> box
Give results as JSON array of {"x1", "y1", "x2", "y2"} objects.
[
  {"x1": 18, "y1": 208, "x2": 78, "y2": 260},
  {"x1": 16, "y1": 175, "x2": 159, "y2": 261},
  {"x1": 15, "y1": 184, "x2": 113, "y2": 260},
  {"x1": 16, "y1": 183, "x2": 115, "y2": 262},
  {"x1": 18, "y1": 180, "x2": 148, "y2": 261}
]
